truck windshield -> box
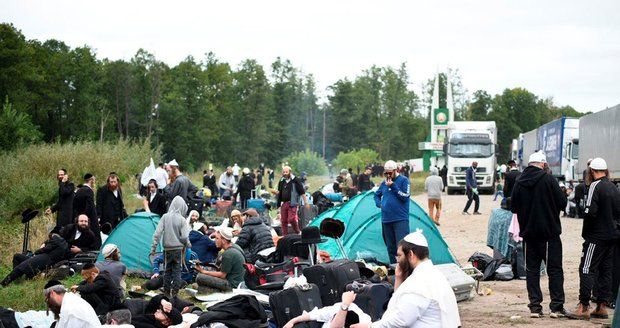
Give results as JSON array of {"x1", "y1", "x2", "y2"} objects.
[{"x1": 448, "y1": 144, "x2": 493, "y2": 158}]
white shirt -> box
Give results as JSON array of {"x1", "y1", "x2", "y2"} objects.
[
  {"x1": 155, "y1": 167, "x2": 169, "y2": 189},
  {"x1": 74, "y1": 230, "x2": 82, "y2": 240},
  {"x1": 57, "y1": 293, "x2": 101, "y2": 328},
  {"x1": 112, "y1": 189, "x2": 119, "y2": 198},
  {"x1": 232, "y1": 165, "x2": 240, "y2": 176},
  {"x1": 307, "y1": 302, "x2": 371, "y2": 328},
  {"x1": 371, "y1": 294, "x2": 441, "y2": 328},
  {"x1": 218, "y1": 173, "x2": 237, "y2": 190}
]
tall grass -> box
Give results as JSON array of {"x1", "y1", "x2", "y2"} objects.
[{"x1": 0, "y1": 139, "x2": 160, "y2": 264}]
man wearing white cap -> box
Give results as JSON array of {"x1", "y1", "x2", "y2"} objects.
[
  {"x1": 374, "y1": 160, "x2": 411, "y2": 264},
  {"x1": 194, "y1": 227, "x2": 246, "y2": 293},
  {"x1": 568, "y1": 157, "x2": 620, "y2": 320},
  {"x1": 511, "y1": 150, "x2": 568, "y2": 318},
  {"x1": 352, "y1": 230, "x2": 460, "y2": 328},
  {"x1": 95, "y1": 243, "x2": 126, "y2": 298},
  {"x1": 164, "y1": 159, "x2": 197, "y2": 206}
]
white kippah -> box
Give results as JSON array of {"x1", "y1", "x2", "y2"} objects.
[{"x1": 403, "y1": 229, "x2": 428, "y2": 247}]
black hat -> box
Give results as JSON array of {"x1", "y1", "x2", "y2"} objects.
[
  {"x1": 83, "y1": 173, "x2": 93, "y2": 181},
  {"x1": 21, "y1": 208, "x2": 39, "y2": 223},
  {"x1": 345, "y1": 311, "x2": 360, "y2": 327},
  {"x1": 320, "y1": 218, "x2": 345, "y2": 239},
  {"x1": 355, "y1": 262, "x2": 376, "y2": 279},
  {"x1": 295, "y1": 226, "x2": 327, "y2": 245},
  {"x1": 44, "y1": 279, "x2": 63, "y2": 289}
]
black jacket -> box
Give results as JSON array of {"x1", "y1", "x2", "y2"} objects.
[
  {"x1": 503, "y1": 168, "x2": 521, "y2": 198},
  {"x1": 146, "y1": 191, "x2": 167, "y2": 217},
  {"x1": 237, "y1": 175, "x2": 256, "y2": 199},
  {"x1": 277, "y1": 176, "x2": 305, "y2": 207},
  {"x1": 511, "y1": 166, "x2": 567, "y2": 241},
  {"x1": 76, "y1": 271, "x2": 122, "y2": 310},
  {"x1": 96, "y1": 186, "x2": 126, "y2": 228},
  {"x1": 191, "y1": 295, "x2": 267, "y2": 328},
  {"x1": 236, "y1": 216, "x2": 274, "y2": 263},
  {"x1": 357, "y1": 173, "x2": 374, "y2": 192},
  {"x1": 582, "y1": 177, "x2": 620, "y2": 242},
  {"x1": 51, "y1": 180, "x2": 75, "y2": 227},
  {"x1": 73, "y1": 185, "x2": 98, "y2": 227},
  {"x1": 34, "y1": 234, "x2": 69, "y2": 263},
  {"x1": 59, "y1": 224, "x2": 98, "y2": 253}
]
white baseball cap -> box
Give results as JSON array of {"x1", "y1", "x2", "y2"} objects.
[
  {"x1": 528, "y1": 151, "x2": 547, "y2": 164},
  {"x1": 101, "y1": 244, "x2": 118, "y2": 259},
  {"x1": 590, "y1": 158, "x2": 607, "y2": 170},
  {"x1": 403, "y1": 229, "x2": 428, "y2": 247},
  {"x1": 384, "y1": 160, "x2": 397, "y2": 171}
]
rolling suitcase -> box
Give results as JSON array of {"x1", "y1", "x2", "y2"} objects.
[
  {"x1": 302, "y1": 259, "x2": 360, "y2": 306},
  {"x1": 247, "y1": 189, "x2": 266, "y2": 213},
  {"x1": 345, "y1": 280, "x2": 393, "y2": 321},
  {"x1": 436, "y1": 263, "x2": 476, "y2": 302},
  {"x1": 269, "y1": 283, "x2": 323, "y2": 328}
]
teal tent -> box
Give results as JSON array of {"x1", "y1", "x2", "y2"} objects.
[
  {"x1": 98, "y1": 211, "x2": 162, "y2": 271},
  {"x1": 310, "y1": 190, "x2": 457, "y2": 265}
]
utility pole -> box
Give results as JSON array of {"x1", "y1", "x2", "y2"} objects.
[{"x1": 322, "y1": 108, "x2": 326, "y2": 159}]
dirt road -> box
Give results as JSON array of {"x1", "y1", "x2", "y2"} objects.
[{"x1": 411, "y1": 193, "x2": 614, "y2": 327}]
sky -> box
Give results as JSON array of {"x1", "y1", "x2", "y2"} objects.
[{"x1": 2, "y1": 0, "x2": 619, "y2": 113}]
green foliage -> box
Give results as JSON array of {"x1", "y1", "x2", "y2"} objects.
[
  {"x1": 333, "y1": 148, "x2": 380, "y2": 171},
  {"x1": 468, "y1": 90, "x2": 492, "y2": 120},
  {"x1": 0, "y1": 139, "x2": 160, "y2": 219},
  {"x1": 283, "y1": 149, "x2": 328, "y2": 176},
  {"x1": 0, "y1": 97, "x2": 42, "y2": 151}
]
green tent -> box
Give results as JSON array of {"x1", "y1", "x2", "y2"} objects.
[
  {"x1": 98, "y1": 211, "x2": 162, "y2": 271},
  {"x1": 310, "y1": 190, "x2": 457, "y2": 265}
]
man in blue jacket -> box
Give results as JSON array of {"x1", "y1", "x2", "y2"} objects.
[
  {"x1": 463, "y1": 161, "x2": 481, "y2": 215},
  {"x1": 374, "y1": 160, "x2": 411, "y2": 264}
]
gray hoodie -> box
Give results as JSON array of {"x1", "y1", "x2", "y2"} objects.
[{"x1": 151, "y1": 196, "x2": 191, "y2": 252}]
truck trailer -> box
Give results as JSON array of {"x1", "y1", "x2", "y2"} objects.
[{"x1": 578, "y1": 104, "x2": 620, "y2": 185}]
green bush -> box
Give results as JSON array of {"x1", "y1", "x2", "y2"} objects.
[
  {"x1": 333, "y1": 148, "x2": 380, "y2": 172},
  {"x1": 0, "y1": 139, "x2": 160, "y2": 219},
  {"x1": 283, "y1": 149, "x2": 328, "y2": 176},
  {"x1": 0, "y1": 98, "x2": 42, "y2": 152}
]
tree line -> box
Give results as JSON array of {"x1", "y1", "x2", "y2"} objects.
[{"x1": 0, "y1": 23, "x2": 587, "y2": 168}]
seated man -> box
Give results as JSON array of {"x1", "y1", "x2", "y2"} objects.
[
  {"x1": 131, "y1": 295, "x2": 183, "y2": 328},
  {"x1": 44, "y1": 280, "x2": 101, "y2": 328},
  {"x1": 189, "y1": 223, "x2": 219, "y2": 264},
  {"x1": 71, "y1": 263, "x2": 123, "y2": 315},
  {"x1": 284, "y1": 290, "x2": 371, "y2": 328},
  {"x1": 234, "y1": 209, "x2": 275, "y2": 263},
  {"x1": 60, "y1": 214, "x2": 98, "y2": 258},
  {"x1": 145, "y1": 248, "x2": 198, "y2": 291},
  {"x1": 1, "y1": 231, "x2": 68, "y2": 286},
  {"x1": 96, "y1": 243, "x2": 127, "y2": 298},
  {"x1": 194, "y1": 227, "x2": 246, "y2": 293},
  {"x1": 351, "y1": 230, "x2": 460, "y2": 328}
]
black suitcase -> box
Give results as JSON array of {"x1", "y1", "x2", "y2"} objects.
[
  {"x1": 269, "y1": 283, "x2": 323, "y2": 328},
  {"x1": 302, "y1": 259, "x2": 360, "y2": 306},
  {"x1": 345, "y1": 280, "x2": 393, "y2": 321}
]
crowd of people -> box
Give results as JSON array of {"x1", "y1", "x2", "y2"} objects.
[{"x1": 1, "y1": 150, "x2": 618, "y2": 327}]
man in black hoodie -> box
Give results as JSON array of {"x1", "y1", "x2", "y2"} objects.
[
  {"x1": 511, "y1": 151, "x2": 567, "y2": 318},
  {"x1": 568, "y1": 157, "x2": 620, "y2": 320}
]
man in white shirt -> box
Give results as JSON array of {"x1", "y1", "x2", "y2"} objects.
[
  {"x1": 218, "y1": 167, "x2": 237, "y2": 199},
  {"x1": 155, "y1": 162, "x2": 169, "y2": 190},
  {"x1": 283, "y1": 290, "x2": 372, "y2": 328},
  {"x1": 352, "y1": 230, "x2": 461, "y2": 328},
  {"x1": 232, "y1": 163, "x2": 241, "y2": 182},
  {"x1": 44, "y1": 280, "x2": 101, "y2": 328}
]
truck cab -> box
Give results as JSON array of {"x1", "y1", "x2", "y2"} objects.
[{"x1": 444, "y1": 122, "x2": 497, "y2": 195}]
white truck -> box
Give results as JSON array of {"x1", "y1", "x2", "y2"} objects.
[
  {"x1": 578, "y1": 104, "x2": 620, "y2": 185},
  {"x1": 518, "y1": 117, "x2": 579, "y2": 181},
  {"x1": 443, "y1": 121, "x2": 497, "y2": 194}
]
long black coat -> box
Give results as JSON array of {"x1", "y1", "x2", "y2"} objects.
[
  {"x1": 73, "y1": 185, "x2": 101, "y2": 246},
  {"x1": 51, "y1": 180, "x2": 75, "y2": 227},
  {"x1": 146, "y1": 191, "x2": 167, "y2": 217},
  {"x1": 96, "y1": 186, "x2": 126, "y2": 228},
  {"x1": 60, "y1": 224, "x2": 98, "y2": 253}
]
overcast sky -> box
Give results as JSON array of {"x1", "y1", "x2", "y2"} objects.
[{"x1": 2, "y1": 0, "x2": 619, "y2": 112}]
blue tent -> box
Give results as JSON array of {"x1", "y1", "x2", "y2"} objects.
[
  {"x1": 98, "y1": 211, "x2": 162, "y2": 271},
  {"x1": 310, "y1": 190, "x2": 457, "y2": 265}
]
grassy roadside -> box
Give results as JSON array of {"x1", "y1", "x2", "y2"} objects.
[{"x1": 0, "y1": 172, "x2": 428, "y2": 310}]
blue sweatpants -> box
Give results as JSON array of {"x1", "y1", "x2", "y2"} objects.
[{"x1": 382, "y1": 220, "x2": 410, "y2": 264}]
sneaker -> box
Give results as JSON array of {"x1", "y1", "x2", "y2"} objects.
[
  {"x1": 462, "y1": 211, "x2": 470, "y2": 215},
  {"x1": 550, "y1": 308, "x2": 568, "y2": 318},
  {"x1": 530, "y1": 311, "x2": 544, "y2": 318},
  {"x1": 473, "y1": 212, "x2": 482, "y2": 215}
]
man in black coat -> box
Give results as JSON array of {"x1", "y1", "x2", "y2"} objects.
[
  {"x1": 511, "y1": 151, "x2": 567, "y2": 318},
  {"x1": 60, "y1": 214, "x2": 98, "y2": 257},
  {"x1": 1, "y1": 232, "x2": 68, "y2": 286},
  {"x1": 143, "y1": 179, "x2": 167, "y2": 217},
  {"x1": 439, "y1": 165, "x2": 448, "y2": 192},
  {"x1": 73, "y1": 173, "x2": 100, "y2": 248},
  {"x1": 97, "y1": 173, "x2": 127, "y2": 229},
  {"x1": 503, "y1": 160, "x2": 521, "y2": 199},
  {"x1": 45, "y1": 168, "x2": 75, "y2": 228},
  {"x1": 236, "y1": 169, "x2": 256, "y2": 209},
  {"x1": 70, "y1": 263, "x2": 123, "y2": 315},
  {"x1": 357, "y1": 166, "x2": 374, "y2": 192}
]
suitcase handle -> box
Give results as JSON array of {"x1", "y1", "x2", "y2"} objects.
[{"x1": 251, "y1": 189, "x2": 256, "y2": 199}]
